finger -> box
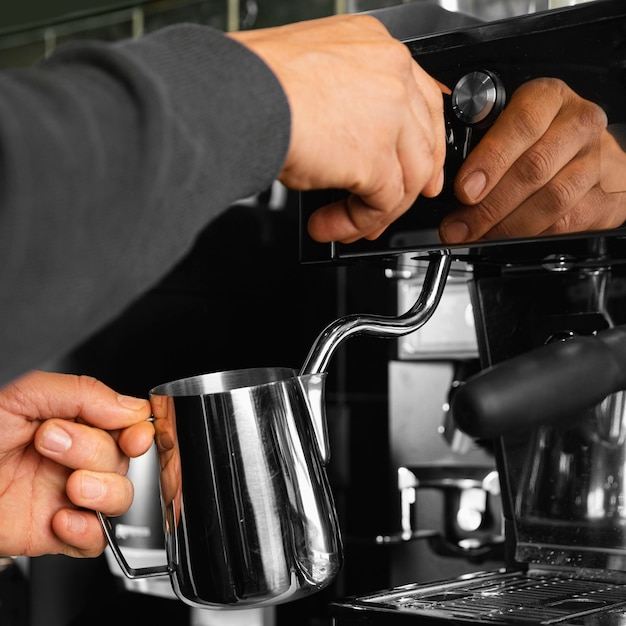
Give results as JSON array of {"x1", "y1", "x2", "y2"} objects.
[
  {"x1": 311, "y1": 175, "x2": 413, "y2": 244},
  {"x1": 441, "y1": 108, "x2": 602, "y2": 244},
  {"x1": 337, "y1": 85, "x2": 446, "y2": 242},
  {"x1": 118, "y1": 421, "x2": 155, "y2": 458},
  {"x1": 484, "y1": 108, "x2": 594, "y2": 207},
  {"x1": 539, "y1": 186, "x2": 626, "y2": 236},
  {"x1": 440, "y1": 162, "x2": 586, "y2": 245},
  {"x1": 307, "y1": 196, "x2": 383, "y2": 244},
  {"x1": 4, "y1": 371, "x2": 151, "y2": 430},
  {"x1": 454, "y1": 79, "x2": 563, "y2": 206},
  {"x1": 348, "y1": 73, "x2": 433, "y2": 219},
  {"x1": 65, "y1": 469, "x2": 134, "y2": 515},
  {"x1": 35, "y1": 419, "x2": 128, "y2": 473},
  {"x1": 440, "y1": 137, "x2": 576, "y2": 244},
  {"x1": 483, "y1": 155, "x2": 598, "y2": 240},
  {"x1": 440, "y1": 157, "x2": 600, "y2": 245},
  {"x1": 435, "y1": 79, "x2": 452, "y2": 95},
  {"x1": 51, "y1": 509, "x2": 107, "y2": 558},
  {"x1": 409, "y1": 66, "x2": 447, "y2": 198}
]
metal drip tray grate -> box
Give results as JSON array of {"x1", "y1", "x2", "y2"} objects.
[{"x1": 356, "y1": 570, "x2": 626, "y2": 624}]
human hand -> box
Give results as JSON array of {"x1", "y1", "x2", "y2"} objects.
[
  {"x1": 230, "y1": 14, "x2": 447, "y2": 244},
  {"x1": 0, "y1": 370, "x2": 153, "y2": 558},
  {"x1": 440, "y1": 78, "x2": 626, "y2": 244}
]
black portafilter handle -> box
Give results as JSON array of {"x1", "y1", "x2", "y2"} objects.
[{"x1": 450, "y1": 326, "x2": 626, "y2": 438}]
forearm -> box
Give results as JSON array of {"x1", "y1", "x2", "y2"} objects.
[{"x1": 0, "y1": 24, "x2": 290, "y2": 384}]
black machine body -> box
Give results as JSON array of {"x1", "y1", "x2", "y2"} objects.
[
  {"x1": 299, "y1": 0, "x2": 626, "y2": 264},
  {"x1": 322, "y1": 2, "x2": 626, "y2": 624}
]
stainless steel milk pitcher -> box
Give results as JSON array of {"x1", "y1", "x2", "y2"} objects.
[
  {"x1": 101, "y1": 368, "x2": 340, "y2": 608},
  {"x1": 99, "y1": 250, "x2": 451, "y2": 609}
]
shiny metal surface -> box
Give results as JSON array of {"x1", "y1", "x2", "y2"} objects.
[
  {"x1": 100, "y1": 252, "x2": 453, "y2": 607},
  {"x1": 389, "y1": 465, "x2": 503, "y2": 560},
  {"x1": 102, "y1": 367, "x2": 342, "y2": 608},
  {"x1": 157, "y1": 368, "x2": 342, "y2": 608},
  {"x1": 451, "y1": 71, "x2": 501, "y2": 126},
  {"x1": 435, "y1": 0, "x2": 597, "y2": 21},
  {"x1": 300, "y1": 250, "x2": 451, "y2": 376},
  {"x1": 336, "y1": 569, "x2": 626, "y2": 623}
]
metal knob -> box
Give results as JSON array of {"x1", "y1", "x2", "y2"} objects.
[{"x1": 451, "y1": 70, "x2": 506, "y2": 127}]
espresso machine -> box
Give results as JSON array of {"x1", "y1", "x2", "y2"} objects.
[
  {"x1": 299, "y1": 0, "x2": 626, "y2": 623},
  {"x1": 324, "y1": 236, "x2": 626, "y2": 624}
]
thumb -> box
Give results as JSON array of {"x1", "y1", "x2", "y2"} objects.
[{"x1": 2, "y1": 370, "x2": 151, "y2": 429}]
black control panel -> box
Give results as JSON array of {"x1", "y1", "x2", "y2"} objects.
[{"x1": 299, "y1": 0, "x2": 626, "y2": 263}]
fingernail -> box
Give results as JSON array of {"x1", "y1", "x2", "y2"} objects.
[
  {"x1": 41, "y1": 425, "x2": 72, "y2": 453},
  {"x1": 81, "y1": 474, "x2": 105, "y2": 500},
  {"x1": 442, "y1": 220, "x2": 469, "y2": 244},
  {"x1": 117, "y1": 394, "x2": 148, "y2": 411},
  {"x1": 462, "y1": 170, "x2": 487, "y2": 202},
  {"x1": 67, "y1": 511, "x2": 87, "y2": 534}
]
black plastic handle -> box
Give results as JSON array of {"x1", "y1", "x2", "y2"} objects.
[{"x1": 450, "y1": 326, "x2": 626, "y2": 438}]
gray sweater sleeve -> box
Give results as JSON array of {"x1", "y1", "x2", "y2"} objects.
[{"x1": 0, "y1": 24, "x2": 291, "y2": 385}]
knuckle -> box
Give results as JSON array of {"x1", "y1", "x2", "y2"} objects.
[
  {"x1": 93, "y1": 473, "x2": 133, "y2": 512},
  {"x1": 540, "y1": 193, "x2": 604, "y2": 237},
  {"x1": 542, "y1": 77, "x2": 607, "y2": 132},
  {"x1": 1, "y1": 380, "x2": 29, "y2": 414},
  {"x1": 473, "y1": 195, "x2": 504, "y2": 231},
  {"x1": 536, "y1": 76, "x2": 567, "y2": 95},
  {"x1": 488, "y1": 220, "x2": 517, "y2": 241},
  {"x1": 578, "y1": 100, "x2": 608, "y2": 135},
  {"x1": 72, "y1": 375, "x2": 104, "y2": 418},
  {"x1": 79, "y1": 425, "x2": 126, "y2": 472},
  {"x1": 509, "y1": 100, "x2": 546, "y2": 144},
  {"x1": 87, "y1": 434, "x2": 114, "y2": 468},
  {"x1": 476, "y1": 137, "x2": 513, "y2": 175},
  {"x1": 520, "y1": 77, "x2": 566, "y2": 104},
  {"x1": 76, "y1": 375, "x2": 100, "y2": 399},
  {"x1": 392, "y1": 37, "x2": 414, "y2": 66},
  {"x1": 349, "y1": 13, "x2": 388, "y2": 33},
  {"x1": 380, "y1": 38, "x2": 415, "y2": 80},
  {"x1": 542, "y1": 180, "x2": 576, "y2": 216},
  {"x1": 540, "y1": 174, "x2": 586, "y2": 221},
  {"x1": 548, "y1": 212, "x2": 576, "y2": 235},
  {"x1": 516, "y1": 145, "x2": 555, "y2": 187}
]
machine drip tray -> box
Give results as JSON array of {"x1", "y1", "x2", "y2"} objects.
[{"x1": 332, "y1": 569, "x2": 626, "y2": 625}]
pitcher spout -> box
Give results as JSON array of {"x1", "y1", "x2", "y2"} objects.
[{"x1": 298, "y1": 373, "x2": 330, "y2": 465}]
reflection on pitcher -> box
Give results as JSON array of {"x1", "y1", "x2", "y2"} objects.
[{"x1": 152, "y1": 394, "x2": 182, "y2": 530}]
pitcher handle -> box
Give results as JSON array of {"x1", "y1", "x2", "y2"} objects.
[
  {"x1": 300, "y1": 249, "x2": 451, "y2": 376},
  {"x1": 97, "y1": 511, "x2": 170, "y2": 579}
]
